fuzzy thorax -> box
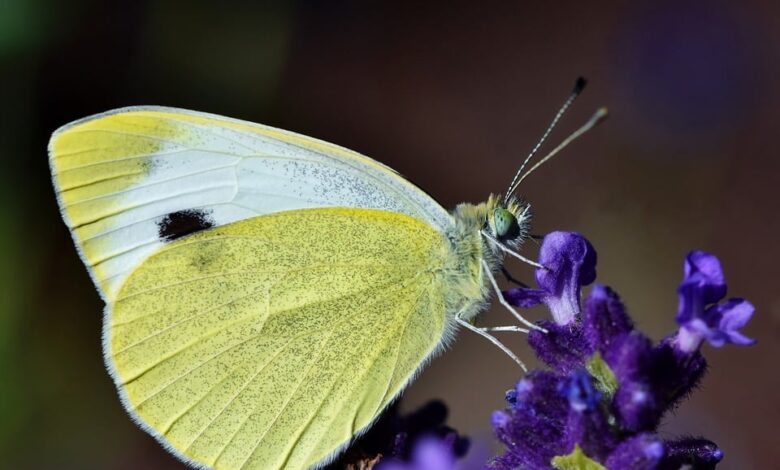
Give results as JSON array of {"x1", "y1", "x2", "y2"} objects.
[{"x1": 441, "y1": 194, "x2": 531, "y2": 322}]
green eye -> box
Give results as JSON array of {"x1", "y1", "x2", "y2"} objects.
[{"x1": 493, "y1": 208, "x2": 520, "y2": 241}]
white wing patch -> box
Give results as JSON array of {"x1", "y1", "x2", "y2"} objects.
[{"x1": 49, "y1": 107, "x2": 452, "y2": 301}]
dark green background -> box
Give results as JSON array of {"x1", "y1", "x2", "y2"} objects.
[{"x1": 1, "y1": 1, "x2": 777, "y2": 468}]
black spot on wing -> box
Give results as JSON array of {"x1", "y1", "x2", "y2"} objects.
[{"x1": 157, "y1": 209, "x2": 215, "y2": 241}]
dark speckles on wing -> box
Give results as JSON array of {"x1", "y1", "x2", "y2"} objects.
[{"x1": 157, "y1": 209, "x2": 215, "y2": 242}]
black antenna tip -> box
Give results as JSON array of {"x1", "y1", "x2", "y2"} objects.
[{"x1": 573, "y1": 77, "x2": 588, "y2": 94}]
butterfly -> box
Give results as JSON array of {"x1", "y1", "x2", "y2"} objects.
[{"x1": 48, "y1": 78, "x2": 605, "y2": 470}]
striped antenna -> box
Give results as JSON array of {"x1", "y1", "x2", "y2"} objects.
[
  {"x1": 510, "y1": 107, "x2": 608, "y2": 190},
  {"x1": 503, "y1": 77, "x2": 587, "y2": 203}
]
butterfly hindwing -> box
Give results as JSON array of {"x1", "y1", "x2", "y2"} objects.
[
  {"x1": 106, "y1": 207, "x2": 451, "y2": 470},
  {"x1": 49, "y1": 107, "x2": 452, "y2": 300}
]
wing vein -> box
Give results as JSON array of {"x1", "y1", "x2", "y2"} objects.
[
  {"x1": 235, "y1": 279, "x2": 415, "y2": 469},
  {"x1": 183, "y1": 334, "x2": 298, "y2": 453},
  {"x1": 69, "y1": 184, "x2": 234, "y2": 229},
  {"x1": 57, "y1": 148, "x2": 186, "y2": 171},
  {"x1": 159, "y1": 367, "x2": 235, "y2": 435},
  {"x1": 77, "y1": 202, "x2": 256, "y2": 244},
  {"x1": 65, "y1": 164, "x2": 238, "y2": 206},
  {"x1": 118, "y1": 273, "x2": 404, "y2": 395},
  {"x1": 122, "y1": 311, "x2": 260, "y2": 388},
  {"x1": 143, "y1": 115, "x2": 259, "y2": 154},
  {"x1": 288, "y1": 280, "x2": 426, "y2": 468},
  {"x1": 234, "y1": 329, "x2": 336, "y2": 470},
  {"x1": 114, "y1": 282, "x2": 268, "y2": 354},
  {"x1": 59, "y1": 171, "x2": 145, "y2": 192},
  {"x1": 63, "y1": 128, "x2": 193, "y2": 149},
  {"x1": 116, "y1": 260, "x2": 387, "y2": 303}
]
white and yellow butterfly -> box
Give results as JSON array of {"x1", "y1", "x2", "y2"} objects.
[{"x1": 49, "y1": 79, "x2": 605, "y2": 470}]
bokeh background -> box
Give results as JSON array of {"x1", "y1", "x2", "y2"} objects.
[{"x1": 1, "y1": 0, "x2": 778, "y2": 468}]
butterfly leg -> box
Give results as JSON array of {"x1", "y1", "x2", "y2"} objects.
[
  {"x1": 456, "y1": 318, "x2": 528, "y2": 371},
  {"x1": 481, "y1": 231, "x2": 545, "y2": 269},
  {"x1": 479, "y1": 325, "x2": 529, "y2": 333},
  {"x1": 501, "y1": 267, "x2": 529, "y2": 288},
  {"x1": 482, "y1": 260, "x2": 548, "y2": 333}
]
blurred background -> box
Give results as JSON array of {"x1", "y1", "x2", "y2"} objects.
[{"x1": 1, "y1": 0, "x2": 778, "y2": 468}]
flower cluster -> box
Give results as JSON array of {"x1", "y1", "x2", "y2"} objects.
[
  {"x1": 490, "y1": 232, "x2": 755, "y2": 470},
  {"x1": 377, "y1": 435, "x2": 463, "y2": 470},
  {"x1": 327, "y1": 400, "x2": 468, "y2": 470}
]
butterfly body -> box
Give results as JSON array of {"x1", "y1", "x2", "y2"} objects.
[{"x1": 442, "y1": 195, "x2": 529, "y2": 321}]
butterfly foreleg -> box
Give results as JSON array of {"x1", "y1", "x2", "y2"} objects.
[
  {"x1": 455, "y1": 317, "x2": 528, "y2": 371},
  {"x1": 501, "y1": 266, "x2": 529, "y2": 288},
  {"x1": 481, "y1": 260, "x2": 547, "y2": 333},
  {"x1": 481, "y1": 231, "x2": 545, "y2": 269},
  {"x1": 478, "y1": 326, "x2": 529, "y2": 333}
]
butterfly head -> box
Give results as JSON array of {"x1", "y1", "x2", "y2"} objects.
[{"x1": 483, "y1": 194, "x2": 530, "y2": 248}]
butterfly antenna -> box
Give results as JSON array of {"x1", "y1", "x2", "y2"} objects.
[
  {"x1": 512, "y1": 107, "x2": 609, "y2": 188},
  {"x1": 504, "y1": 77, "x2": 587, "y2": 203}
]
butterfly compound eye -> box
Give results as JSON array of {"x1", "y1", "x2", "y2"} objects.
[{"x1": 493, "y1": 207, "x2": 520, "y2": 241}]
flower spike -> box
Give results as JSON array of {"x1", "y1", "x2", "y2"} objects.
[{"x1": 490, "y1": 237, "x2": 754, "y2": 470}]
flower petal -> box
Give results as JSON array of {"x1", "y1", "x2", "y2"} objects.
[
  {"x1": 411, "y1": 437, "x2": 457, "y2": 470},
  {"x1": 675, "y1": 280, "x2": 704, "y2": 325},
  {"x1": 491, "y1": 410, "x2": 511, "y2": 430},
  {"x1": 683, "y1": 251, "x2": 727, "y2": 303},
  {"x1": 678, "y1": 299, "x2": 756, "y2": 350},
  {"x1": 378, "y1": 435, "x2": 460, "y2": 470},
  {"x1": 502, "y1": 287, "x2": 546, "y2": 308},
  {"x1": 534, "y1": 232, "x2": 598, "y2": 325},
  {"x1": 675, "y1": 252, "x2": 755, "y2": 352},
  {"x1": 717, "y1": 299, "x2": 756, "y2": 345}
]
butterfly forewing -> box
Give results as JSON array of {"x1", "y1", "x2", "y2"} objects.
[{"x1": 49, "y1": 107, "x2": 452, "y2": 300}]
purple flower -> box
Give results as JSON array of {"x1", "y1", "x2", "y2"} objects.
[
  {"x1": 490, "y1": 235, "x2": 752, "y2": 470},
  {"x1": 526, "y1": 284, "x2": 636, "y2": 375},
  {"x1": 605, "y1": 331, "x2": 663, "y2": 431},
  {"x1": 503, "y1": 232, "x2": 597, "y2": 325},
  {"x1": 489, "y1": 372, "x2": 568, "y2": 470},
  {"x1": 561, "y1": 369, "x2": 601, "y2": 413},
  {"x1": 605, "y1": 434, "x2": 664, "y2": 470},
  {"x1": 560, "y1": 370, "x2": 618, "y2": 461},
  {"x1": 328, "y1": 401, "x2": 468, "y2": 470},
  {"x1": 377, "y1": 435, "x2": 459, "y2": 470},
  {"x1": 674, "y1": 251, "x2": 756, "y2": 352}
]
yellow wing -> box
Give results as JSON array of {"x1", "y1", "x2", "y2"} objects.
[
  {"x1": 49, "y1": 107, "x2": 452, "y2": 301},
  {"x1": 106, "y1": 207, "x2": 452, "y2": 470}
]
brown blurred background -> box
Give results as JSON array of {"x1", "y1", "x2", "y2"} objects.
[{"x1": 1, "y1": 0, "x2": 778, "y2": 468}]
